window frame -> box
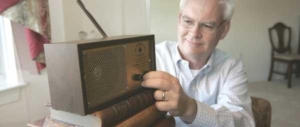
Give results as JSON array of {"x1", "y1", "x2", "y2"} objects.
[{"x1": 0, "y1": 16, "x2": 26, "y2": 92}]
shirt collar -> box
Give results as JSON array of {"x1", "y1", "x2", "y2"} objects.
[
  {"x1": 173, "y1": 43, "x2": 182, "y2": 65},
  {"x1": 202, "y1": 50, "x2": 215, "y2": 73},
  {"x1": 173, "y1": 43, "x2": 215, "y2": 73}
]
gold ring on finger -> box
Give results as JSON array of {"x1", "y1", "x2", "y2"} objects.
[{"x1": 162, "y1": 91, "x2": 166, "y2": 101}]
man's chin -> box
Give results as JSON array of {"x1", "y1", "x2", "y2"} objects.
[
  {"x1": 187, "y1": 44, "x2": 206, "y2": 51},
  {"x1": 189, "y1": 51, "x2": 206, "y2": 56},
  {"x1": 184, "y1": 48, "x2": 207, "y2": 56}
]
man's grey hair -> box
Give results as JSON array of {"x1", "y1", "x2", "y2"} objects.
[{"x1": 179, "y1": 0, "x2": 234, "y2": 21}]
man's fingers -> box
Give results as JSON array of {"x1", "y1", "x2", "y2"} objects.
[
  {"x1": 155, "y1": 101, "x2": 173, "y2": 111},
  {"x1": 154, "y1": 90, "x2": 173, "y2": 101},
  {"x1": 168, "y1": 110, "x2": 180, "y2": 116},
  {"x1": 141, "y1": 78, "x2": 171, "y2": 90},
  {"x1": 143, "y1": 71, "x2": 176, "y2": 81},
  {"x1": 155, "y1": 101, "x2": 180, "y2": 116},
  {"x1": 155, "y1": 101, "x2": 181, "y2": 116}
]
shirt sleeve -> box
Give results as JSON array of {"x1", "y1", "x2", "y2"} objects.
[{"x1": 186, "y1": 59, "x2": 255, "y2": 127}]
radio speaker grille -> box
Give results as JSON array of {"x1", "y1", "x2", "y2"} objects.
[{"x1": 82, "y1": 46, "x2": 127, "y2": 108}]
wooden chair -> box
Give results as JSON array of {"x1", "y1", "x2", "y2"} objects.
[
  {"x1": 297, "y1": 20, "x2": 300, "y2": 81},
  {"x1": 268, "y1": 22, "x2": 300, "y2": 88},
  {"x1": 251, "y1": 97, "x2": 272, "y2": 127}
]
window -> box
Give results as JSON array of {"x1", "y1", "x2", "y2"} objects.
[
  {"x1": 0, "y1": 16, "x2": 22, "y2": 89},
  {"x1": 0, "y1": 18, "x2": 4, "y2": 80}
]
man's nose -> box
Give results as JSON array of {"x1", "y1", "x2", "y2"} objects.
[{"x1": 189, "y1": 24, "x2": 202, "y2": 38}]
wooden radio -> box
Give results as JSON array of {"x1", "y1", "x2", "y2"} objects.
[{"x1": 44, "y1": 35, "x2": 156, "y2": 115}]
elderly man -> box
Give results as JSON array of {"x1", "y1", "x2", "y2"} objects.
[{"x1": 141, "y1": 0, "x2": 255, "y2": 126}]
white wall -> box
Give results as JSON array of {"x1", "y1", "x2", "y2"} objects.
[
  {"x1": 221, "y1": 0, "x2": 300, "y2": 82},
  {"x1": 150, "y1": 0, "x2": 300, "y2": 82},
  {"x1": 150, "y1": 0, "x2": 180, "y2": 43},
  {"x1": 81, "y1": 0, "x2": 124, "y2": 37},
  {"x1": 0, "y1": 88, "x2": 28, "y2": 127},
  {"x1": 49, "y1": 0, "x2": 65, "y2": 42},
  {"x1": 60, "y1": 0, "x2": 148, "y2": 42}
]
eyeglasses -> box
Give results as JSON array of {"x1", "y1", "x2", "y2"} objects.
[{"x1": 179, "y1": 15, "x2": 226, "y2": 33}]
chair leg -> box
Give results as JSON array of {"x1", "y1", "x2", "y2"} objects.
[
  {"x1": 287, "y1": 62, "x2": 293, "y2": 88},
  {"x1": 285, "y1": 64, "x2": 289, "y2": 79},
  {"x1": 268, "y1": 60, "x2": 274, "y2": 81},
  {"x1": 296, "y1": 63, "x2": 300, "y2": 78}
]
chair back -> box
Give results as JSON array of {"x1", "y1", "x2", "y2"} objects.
[{"x1": 268, "y1": 22, "x2": 292, "y2": 54}]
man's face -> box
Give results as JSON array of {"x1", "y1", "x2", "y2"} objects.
[{"x1": 177, "y1": 0, "x2": 230, "y2": 58}]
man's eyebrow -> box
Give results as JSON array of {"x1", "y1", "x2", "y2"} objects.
[
  {"x1": 182, "y1": 15, "x2": 217, "y2": 24},
  {"x1": 201, "y1": 21, "x2": 217, "y2": 25}
]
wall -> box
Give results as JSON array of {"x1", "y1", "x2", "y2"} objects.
[
  {"x1": 150, "y1": 0, "x2": 180, "y2": 43},
  {"x1": 49, "y1": 0, "x2": 65, "y2": 42},
  {"x1": 150, "y1": 0, "x2": 300, "y2": 82},
  {"x1": 221, "y1": 0, "x2": 300, "y2": 81},
  {"x1": 0, "y1": 88, "x2": 28, "y2": 127},
  {"x1": 61, "y1": 0, "x2": 148, "y2": 42}
]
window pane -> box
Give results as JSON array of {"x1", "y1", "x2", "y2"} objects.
[
  {"x1": 0, "y1": 16, "x2": 18, "y2": 85},
  {"x1": 0, "y1": 16, "x2": 5, "y2": 83},
  {"x1": 0, "y1": 17, "x2": 4, "y2": 76}
]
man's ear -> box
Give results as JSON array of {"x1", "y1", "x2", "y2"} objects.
[{"x1": 220, "y1": 21, "x2": 231, "y2": 40}]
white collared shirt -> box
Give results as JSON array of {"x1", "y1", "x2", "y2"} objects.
[{"x1": 155, "y1": 41, "x2": 255, "y2": 127}]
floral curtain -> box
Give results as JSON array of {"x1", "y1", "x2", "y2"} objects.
[
  {"x1": 0, "y1": 0, "x2": 20, "y2": 12},
  {"x1": 0, "y1": 0, "x2": 51, "y2": 73}
]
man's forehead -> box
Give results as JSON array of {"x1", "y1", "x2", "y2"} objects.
[
  {"x1": 184, "y1": 0, "x2": 221, "y2": 9},
  {"x1": 181, "y1": 0, "x2": 223, "y2": 21}
]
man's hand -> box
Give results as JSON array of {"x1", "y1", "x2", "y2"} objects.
[{"x1": 141, "y1": 71, "x2": 197, "y2": 123}]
